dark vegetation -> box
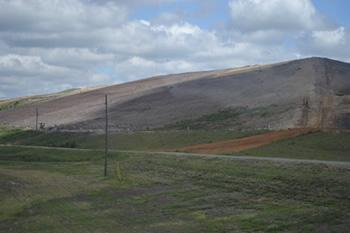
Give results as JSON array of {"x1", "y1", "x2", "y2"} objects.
[
  {"x1": 164, "y1": 105, "x2": 290, "y2": 130},
  {"x1": 0, "y1": 101, "x2": 20, "y2": 111}
]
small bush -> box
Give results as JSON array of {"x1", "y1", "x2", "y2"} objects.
[{"x1": 65, "y1": 141, "x2": 77, "y2": 148}]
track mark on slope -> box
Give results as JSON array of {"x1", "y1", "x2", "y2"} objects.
[{"x1": 175, "y1": 129, "x2": 316, "y2": 154}]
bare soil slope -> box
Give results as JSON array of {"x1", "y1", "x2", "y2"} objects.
[
  {"x1": 0, "y1": 69, "x2": 223, "y2": 129},
  {"x1": 0, "y1": 57, "x2": 349, "y2": 131},
  {"x1": 177, "y1": 129, "x2": 315, "y2": 154}
]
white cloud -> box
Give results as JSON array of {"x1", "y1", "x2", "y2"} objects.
[
  {"x1": 0, "y1": 0, "x2": 349, "y2": 99},
  {"x1": 227, "y1": 0, "x2": 350, "y2": 63},
  {"x1": 229, "y1": 0, "x2": 328, "y2": 32},
  {"x1": 115, "y1": 57, "x2": 197, "y2": 82},
  {"x1": 112, "y1": 22, "x2": 296, "y2": 82},
  {"x1": 312, "y1": 27, "x2": 346, "y2": 47},
  {"x1": 0, "y1": 54, "x2": 112, "y2": 98},
  {"x1": 0, "y1": 54, "x2": 70, "y2": 77},
  {"x1": 39, "y1": 48, "x2": 115, "y2": 69},
  {"x1": 298, "y1": 27, "x2": 350, "y2": 60},
  {"x1": 0, "y1": 0, "x2": 127, "y2": 33}
]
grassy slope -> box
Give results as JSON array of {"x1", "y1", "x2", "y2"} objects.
[
  {"x1": 163, "y1": 105, "x2": 285, "y2": 130},
  {"x1": 1, "y1": 129, "x2": 349, "y2": 161},
  {"x1": 0, "y1": 146, "x2": 349, "y2": 232},
  {"x1": 0, "y1": 88, "x2": 81, "y2": 112},
  {"x1": 239, "y1": 131, "x2": 350, "y2": 161},
  {"x1": 0, "y1": 128, "x2": 265, "y2": 151}
]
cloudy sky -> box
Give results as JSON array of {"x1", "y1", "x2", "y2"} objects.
[{"x1": 0, "y1": 0, "x2": 349, "y2": 99}]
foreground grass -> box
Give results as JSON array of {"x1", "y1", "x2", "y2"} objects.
[
  {"x1": 240, "y1": 131, "x2": 350, "y2": 161},
  {"x1": 0, "y1": 128, "x2": 265, "y2": 151},
  {"x1": 1, "y1": 146, "x2": 350, "y2": 232}
]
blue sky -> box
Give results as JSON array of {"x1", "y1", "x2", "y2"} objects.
[
  {"x1": 131, "y1": 0, "x2": 350, "y2": 28},
  {"x1": 0, "y1": 0, "x2": 349, "y2": 98},
  {"x1": 315, "y1": 0, "x2": 350, "y2": 26},
  {"x1": 131, "y1": 0, "x2": 230, "y2": 29}
]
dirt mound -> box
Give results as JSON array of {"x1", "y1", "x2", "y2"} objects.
[
  {"x1": 0, "y1": 57, "x2": 349, "y2": 131},
  {"x1": 177, "y1": 129, "x2": 316, "y2": 154}
]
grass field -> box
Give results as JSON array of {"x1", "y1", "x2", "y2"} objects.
[
  {"x1": 1, "y1": 128, "x2": 350, "y2": 162},
  {"x1": 0, "y1": 128, "x2": 266, "y2": 151},
  {"x1": 0, "y1": 128, "x2": 350, "y2": 161},
  {"x1": 240, "y1": 131, "x2": 350, "y2": 161},
  {"x1": 1, "y1": 145, "x2": 350, "y2": 232}
]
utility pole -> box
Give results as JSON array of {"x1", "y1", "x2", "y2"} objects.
[
  {"x1": 35, "y1": 107, "x2": 38, "y2": 131},
  {"x1": 104, "y1": 94, "x2": 109, "y2": 177}
]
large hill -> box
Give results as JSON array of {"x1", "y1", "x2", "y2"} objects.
[{"x1": 0, "y1": 57, "x2": 349, "y2": 131}]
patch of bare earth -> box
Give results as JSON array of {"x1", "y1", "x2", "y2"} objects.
[{"x1": 177, "y1": 128, "x2": 316, "y2": 154}]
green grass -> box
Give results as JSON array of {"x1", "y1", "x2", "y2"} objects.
[
  {"x1": 1, "y1": 128, "x2": 350, "y2": 162},
  {"x1": 164, "y1": 105, "x2": 290, "y2": 130},
  {"x1": 0, "y1": 146, "x2": 349, "y2": 232},
  {"x1": 0, "y1": 128, "x2": 265, "y2": 151},
  {"x1": 0, "y1": 146, "x2": 103, "y2": 162},
  {"x1": 0, "y1": 101, "x2": 20, "y2": 111},
  {"x1": 239, "y1": 131, "x2": 350, "y2": 161}
]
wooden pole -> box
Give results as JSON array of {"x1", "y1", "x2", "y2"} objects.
[
  {"x1": 35, "y1": 107, "x2": 38, "y2": 131},
  {"x1": 104, "y1": 94, "x2": 108, "y2": 177}
]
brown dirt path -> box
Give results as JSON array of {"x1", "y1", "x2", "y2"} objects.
[{"x1": 176, "y1": 128, "x2": 316, "y2": 154}]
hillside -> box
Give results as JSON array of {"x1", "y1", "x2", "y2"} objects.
[
  {"x1": 0, "y1": 88, "x2": 96, "y2": 112},
  {"x1": 0, "y1": 57, "x2": 349, "y2": 131}
]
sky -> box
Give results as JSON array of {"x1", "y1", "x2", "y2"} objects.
[{"x1": 0, "y1": 0, "x2": 350, "y2": 99}]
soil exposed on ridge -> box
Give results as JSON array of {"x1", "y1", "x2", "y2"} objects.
[{"x1": 177, "y1": 129, "x2": 316, "y2": 154}]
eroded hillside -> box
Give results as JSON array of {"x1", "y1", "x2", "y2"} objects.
[{"x1": 0, "y1": 57, "x2": 349, "y2": 131}]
